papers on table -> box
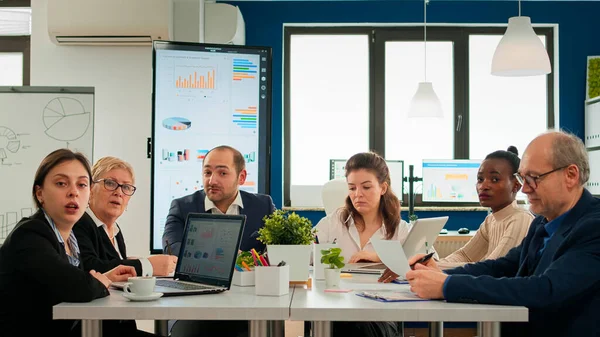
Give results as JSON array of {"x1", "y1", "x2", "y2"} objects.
[{"x1": 356, "y1": 289, "x2": 428, "y2": 302}]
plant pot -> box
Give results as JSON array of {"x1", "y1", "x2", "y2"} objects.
[
  {"x1": 266, "y1": 244, "x2": 312, "y2": 282},
  {"x1": 313, "y1": 243, "x2": 337, "y2": 280},
  {"x1": 324, "y1": 268, "x2": 341, "y2": 289}
]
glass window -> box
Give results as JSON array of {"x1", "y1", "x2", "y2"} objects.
[
  {"x1": 469, "y1": 35, "x2": 548, "y2": 160},
  {"x1": 0, "y1": 8, "x2": 32, "y2": 35},
  {"x1": 385, "y1": 41, "x2": 455, "y2": 192},
  {"x1": 289, "y1": 34, "x2": 370, "y2": 206},
  {"x1": 0, "y1": 52, "x2": 23, "y2": 85}
]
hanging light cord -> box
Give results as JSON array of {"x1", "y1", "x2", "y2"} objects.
[{"x1": 424, "y1": 0, "x2": 428, "y2": 81}]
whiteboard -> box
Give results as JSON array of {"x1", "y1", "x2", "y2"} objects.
[{"x1": 0, "y1": 87, "x2": 94, "y2": 243}]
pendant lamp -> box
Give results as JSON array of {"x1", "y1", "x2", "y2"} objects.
[
  {"x1": 491, "y1": 0, "x2": 551, "y2": 77},
  {"x1": 408, "y1": 0, "x2": 443, "y2": 118}
]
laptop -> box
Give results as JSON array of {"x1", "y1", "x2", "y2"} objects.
[
  {"x1": 341, "y1": 216, "x2": 449, "y2": 275},
  {"x1": 113, "y1": 213, "x2": 246, "y2": 296}
]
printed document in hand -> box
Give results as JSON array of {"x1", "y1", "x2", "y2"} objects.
[{"x1": 371, "y1": 239, "x2": 410, "y2": 277}]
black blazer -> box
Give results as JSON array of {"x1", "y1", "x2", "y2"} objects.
[
  {"x1": 162, "y1": 190, "x2": 276, "y2": 256},
  {"x1": 0, "y1": 210, "x2": 109, "y2": 337},
  {"x1": 73, "y1": 212, "x2": 143, "y2": 275},
  {"x1": 445, "y1": 189, "x2": 600, "y2": 337}
]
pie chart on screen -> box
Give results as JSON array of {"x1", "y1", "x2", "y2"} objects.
[{"x1": 163, "y1": 117, "x2": 192, "y2": 130}]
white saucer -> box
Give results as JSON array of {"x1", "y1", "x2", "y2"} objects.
[{"x1": 122, "y1": 292, "x2": 164, "y2": 301}]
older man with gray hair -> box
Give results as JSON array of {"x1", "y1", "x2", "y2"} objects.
[{"x1": 399, "y1": 130, "x2": 600, "y2": 337}]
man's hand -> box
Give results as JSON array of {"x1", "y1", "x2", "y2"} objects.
[
  {"x1": 408, "y1": 253, "x2": 441, "y2": 272},
  {"x1": 148, "y1": 255, "x2": 178, "y2": 276},
  {"x1": 405, "y1": 263, "x2": 447, "y2": 299},
  {"x1": 348, "y1": 251, "x2": 380, "y2": 263},
  {"x1": 104, "y1": 265, "x2": 137, "y2": 282}
]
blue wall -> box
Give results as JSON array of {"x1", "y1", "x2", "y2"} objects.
[{"x1": 226, "y1": 0, "x2": 600, "y2": 227}]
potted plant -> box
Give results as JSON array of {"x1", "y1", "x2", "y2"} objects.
[
  {"x1": 409, "y1": 214, "x2": 418, "y2": 225},
  {"x1": 320, "y1": 247, "x2": 345, "y2": 288},
  {"x1": 257, "y1": 209, "x2": 316, "y2": 282}
]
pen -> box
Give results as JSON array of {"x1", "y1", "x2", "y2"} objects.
[
  {"x1": 332, "y1": 238, "x2": 337, "y2": 244},
  {"x1": 234, "y1": 264, "x2": 244, "y2": 272},
  {"x1": 165, "y1": 240, "x2": 173, "y2": 255},
  {"x1": 277, "y1": 260, "x2": 286, "y2": 267},
  {"x1": 251, "y1": 249, "x2": 263, "y2": 266},
  {"x1": 241, "y1": 261, "x2": 252, "y2": 271},
  {"x1": 315, "y1": 235, "x2": 320, "y2": 244},
  {"x1": 410, "y1": 252, "x2": 435, "y2": 269},
  {"x1": 259, "y1": 254, "x2": 269, "y2": 267}
]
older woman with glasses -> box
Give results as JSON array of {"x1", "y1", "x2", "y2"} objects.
[{"x1": 73, "y1": 156, "x2": 177, "y2": 279}]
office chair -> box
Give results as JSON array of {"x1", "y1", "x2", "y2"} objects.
[{"x1": 321, "y1": 178, "x2": 347, "y2": 215}]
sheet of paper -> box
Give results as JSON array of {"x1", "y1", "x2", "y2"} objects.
[{"x1": 370, "y1": 239, "x2": 410, "y2": 277}]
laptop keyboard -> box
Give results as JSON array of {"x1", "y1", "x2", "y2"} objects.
[{"x1": 157, "y1": 279, "x2": 213, "y2": 290}]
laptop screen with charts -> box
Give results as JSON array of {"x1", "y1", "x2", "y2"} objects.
[{"x1": 113, "y1": 213, "x2": 246, "y2": 296}]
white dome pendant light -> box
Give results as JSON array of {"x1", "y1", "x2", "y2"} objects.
[
  {"x1": 491, "y1": 0, "x2": 551, "y2": 77},
  {"x1": 408, "y1": 0, "x2": 443, "y2": 118}
]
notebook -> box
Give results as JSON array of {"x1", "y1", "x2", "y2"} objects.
[{"x1": 113, "y1": 213, "x2": 246, "y2": 296}]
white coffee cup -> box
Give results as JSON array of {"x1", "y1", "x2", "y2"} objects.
[{"x1": 123, "y1": 276, "x2": 156, "y2": 296}]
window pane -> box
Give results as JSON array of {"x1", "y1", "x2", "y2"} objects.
[
  {"x1": 469, "y1": 35, "x2": 548, "y2": 160},
  {"x1": 385, "y1": 41, "x2": 454, "y2": 194},
  {"x1": 0, "y1": 52, "x2": 23, "y2": 85},
  {"x1": 289, "y1": 35, "x2": 369, "y2": 206},
  {"x1": 0, "y1": 8, "x2": 32, "y2": 35}
]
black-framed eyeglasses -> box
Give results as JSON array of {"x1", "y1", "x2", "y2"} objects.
[
  {"x1": 513, "y1": 165, "x2": 569, "y2": 190},
  {"x1": 94, "y1": 178, "x2": 137, "y2": 196}
]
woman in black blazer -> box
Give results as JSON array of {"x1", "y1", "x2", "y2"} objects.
[
  {"x1": 0, "y1": 149, "x2": 136, "y2": 337},
  {"x1": 73, "y1": 156, "x2": 176, "y2": 277}
]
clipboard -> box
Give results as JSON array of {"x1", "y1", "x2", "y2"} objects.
[{"x1": 355, "y1": 290, "x2": 430, "y2": 302}]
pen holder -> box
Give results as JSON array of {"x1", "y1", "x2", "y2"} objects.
[
  {"x1": 313, "y1": 243, "x2": 336, "y2": 280},
  {"x1": 232, "y1": 270, "x2": 255, "y2": 287},
  {"x1": 254, "y1": 265, "x2": 290, "y2": 296}
]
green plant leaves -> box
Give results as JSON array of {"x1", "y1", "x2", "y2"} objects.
[
  {"x1": 257, "y1": 209, "x2": 316, "y2": 245},
  {"x1": 236, "y1": 251, "x2": 255, "y2": 267},
  {"x1": 588, "y1": 57, "x2": 600, "y2": 99},
  {"x1": 320, "y1": 247, "x2": 345, "y2": 269}
]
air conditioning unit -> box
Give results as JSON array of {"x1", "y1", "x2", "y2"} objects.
[
  {"x1": 47, "y1": 0, "x2": 173, "y2": 46},
  {"x1": 204, "y1": 3, "x2": 245, "y2": 45}
]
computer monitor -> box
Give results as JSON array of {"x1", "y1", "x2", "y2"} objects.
[
  {"x1": 329, "y1": 159, "x2": 404, "y2": 197},
  {"x1": 422, "y1": 159, "x2": 481, "y2": 203},
  {"x1": 150, "y1": 41, "x2": 272, "y2": 253}
]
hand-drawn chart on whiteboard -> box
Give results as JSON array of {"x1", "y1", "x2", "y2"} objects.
[{"x1": 0, "y1": 87, "x2": 94, "y2": 243}]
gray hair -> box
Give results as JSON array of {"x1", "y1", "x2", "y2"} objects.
[{"x1": 548, "y1": 130, "x2": 590, "y2": 185}]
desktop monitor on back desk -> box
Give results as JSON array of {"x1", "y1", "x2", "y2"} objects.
[{"x1": 421, "y1": 159, "x2": 481, "y2": 203}]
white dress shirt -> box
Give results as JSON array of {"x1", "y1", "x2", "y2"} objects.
[
  {"x1": 87, "y1": 209, "x2": 153, "y2": 276},
  {"x1": 314, "y1": 209, "x2": 412, "y2": 262},
  {"x1": 204, "y1": 191, "x2": 244, "y2": 215}
]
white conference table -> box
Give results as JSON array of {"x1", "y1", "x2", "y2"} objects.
[
  {"x1": 54, "y1": 274, "x2": 528, "y2": 337},
  {"x1": 291, "y1": 275, "x2": 528, "y2": 337},
  {"x1": 53, "y1": 285, "x2": 295, "y2": 337}
]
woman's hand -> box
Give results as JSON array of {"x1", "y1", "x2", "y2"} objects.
[
  {"x1": 104, "y1": 265, "x2": 137, "y2": 282},
  {"x1": 348, "y1": 251, "x2": 380, "y2": 263},
  {"x1": 89, "y1": 269, "x2": 112, "y2": 288}
]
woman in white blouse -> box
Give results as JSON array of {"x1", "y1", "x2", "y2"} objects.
[{"x1": 315, "y1": 151, "x2": 410, "y2": 264}]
